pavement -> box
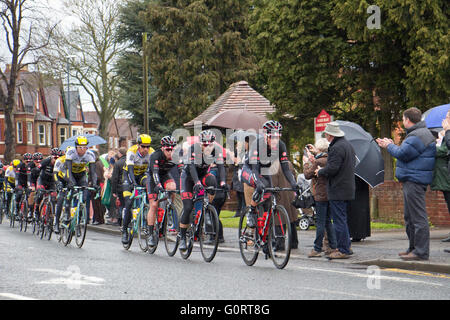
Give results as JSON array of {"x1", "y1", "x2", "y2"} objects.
[{"x1": 87, "y1": 222, "x2": 450, "y2": 274}]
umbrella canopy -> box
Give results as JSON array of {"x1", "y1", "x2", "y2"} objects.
[
  {"x1": 206, "y1": 109, "x2": 268, "y2": 131},
  {"x1": 335, "y1": 120, "x2": 384, "y2": 188},
  {"x1": 59, "y1": 134, "x2": 107, "y2": 151},
  {"x1": 423, "y1": 103, "x2": 450, "y2": 129}
]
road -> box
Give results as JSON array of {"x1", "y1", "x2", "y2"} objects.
[{"x1": 1, "y1": 223, "x2": 449, "y2": 302}]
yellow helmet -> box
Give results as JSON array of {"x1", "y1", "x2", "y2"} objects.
[
  {"x1": 75, "y1": 136, "x2": 88, "y2": 147},
  {"x1": 12, "y1": 159, "x2": 21, "y2": 167},
  {"x1": 137, "y1": 134, "x2": 151, "y2": 146}
]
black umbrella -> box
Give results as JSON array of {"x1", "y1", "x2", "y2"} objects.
[{"x1": 335, "y1": 120, "x2": 384, "y2": 188}]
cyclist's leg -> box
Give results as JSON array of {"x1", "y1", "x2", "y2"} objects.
[
  {"x1": 179, "y1": 171, "x2": 194, "y2": 250},
  {"x1": 15, "y1": 186, "x2": 24, "y2": 214},
  {"x1": 54, "y1": 178, "x2": 68, "y2": 233},
  {"x1": 147, "y1": 174, "x2": 159, "y2": 233},
  {"x1": 34, "y1": 178, "x2": 46, "y2": 219},
  {"x1": 121, "y1": 178, "x2": 133, "y2": 243}
]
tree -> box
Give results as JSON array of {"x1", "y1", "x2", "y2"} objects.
[
  {"x1": 38, "y1": 0, "x2": 125, "y2": 153},
  {"x1": 0, "y1": 0, "x2": 54, "y2": 162},
  {"x1": 140, "y1": 0, "x2": 256, "y2": 127},
  {"x1": 249, "y1": 0, "x2": 350, "y2": 149},
  {"x1": 115, "y1": 0, "x2": 174, "y2": 148},
  {"x1": 331, "y1": 0, "x2": 449, "y2": 179}
]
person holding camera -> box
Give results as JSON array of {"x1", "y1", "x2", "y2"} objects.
[{"x1": 303, "y1": 139, "x2": 337, "y2": 257}]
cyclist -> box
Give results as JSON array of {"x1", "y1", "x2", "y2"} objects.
[
  {"x1": 4, "y1": 160, "x2": 19, "y2": 214},
  {"x1": 14, "y1": 155, "x2": 32, "y2": 216},
  {"x1": 121, "y1": 134, "x2": 154, "y2": 245},
  {"x1": 30, "y1": 152, "x2": 43, "y2": 188},
  {"x1": 32, "y1": 148, "x2": 59, "y2": 222},
  {"x1": 146, "y1": 135, "x2": 177, "y2": 246},
  {"x1": 240, "y1": 120, "x2": 299, "y2": 228},
  {"x1": 53, "y1": 149, "x2": 68, "y2": 234},
  {"x1": 178, "y1": 130, "x2": 227, "y2": 251},
  {"x1": 64, "y1": 137, "x2": 98, "y2": 231},
  {"x1": 0, "y1": 161, "x2": 5, "y2": 211}
]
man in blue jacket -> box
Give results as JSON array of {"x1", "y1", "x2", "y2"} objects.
[{"x1": 377, "y1": 107, "x2": 436, "y2": 261}]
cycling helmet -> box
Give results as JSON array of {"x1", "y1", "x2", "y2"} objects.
[
  {"x1": 75, "y1": 135, "x2": 88, "y2": 147},
  {"x1": 161, "y1": 135, "x2": 177, "y2": 147},
  {"x1": 33, "y1": 152, "x2": 43, "y2": 161},
  {"x1": 199, "y1": 130, "x2": 216, "y2": 144},
  {"x1": 12, "y1": 159, "x2": 21, "y2": 167},
  {"x1": 262, "y1": 120, "x2": 282, "y2": 135},
  {"x1": 23, "y1": 153, "x2": 32, "y2": 161},
  {"x1": 137, "y1": 134, "x2": 152, "y2": 146},
  {"x1": 51, "y1": 148, "x2": 59, "y2": 157}
]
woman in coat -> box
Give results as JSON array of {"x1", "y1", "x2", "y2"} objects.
[{"x1": 303, "y1": 138, "x2": 337, "y2": 257}]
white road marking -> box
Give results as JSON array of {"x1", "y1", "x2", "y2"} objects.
[{"x1": 0, "y1": 293, "x2": 37, "y2": 300}]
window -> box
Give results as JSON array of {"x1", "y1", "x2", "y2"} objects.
[
  {"x1": 38, "y1": 124, "x2": 45, "y2": 145},
  {"x1": 47, "y1": 124, "x2": 51, "y2": 146},
  {"x1": 72, "y1": 129, "x2": 77, "y2": 137},
  {"x1": 16, "y1": 121, "x2": 23, "y2": 143},
  {"x1": 60, "y1": 127, "x2": 67, "y2": 144},
  {"x1": 27, "y1": 122, "x2": 33, "y2": 144}
]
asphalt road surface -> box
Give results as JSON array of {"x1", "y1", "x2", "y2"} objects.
[{"x1": 1, "y1": 223, "x2": 449, "y2": 302}]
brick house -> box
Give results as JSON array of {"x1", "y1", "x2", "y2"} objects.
[{"x1": 0, "y1": 65, "x2": 99, "y2": 159}]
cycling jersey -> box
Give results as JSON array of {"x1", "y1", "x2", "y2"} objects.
[
  {"x1": 124, "y1": 144, "x2": 153, "y2": 176},
  {"x1": 30, "y1": 162, "x2": 41, "y2": 186},
  {"x1": 38, "y1": 157, "x2": 55, "y2": 181},
  {"x1": 15, "y1": 161, "x2": 29, "y2": 187},
  {"x1": 183, "y1": 143, "x2": 225, "y2": 185},
  {"x1": 5, "y1": 166, "x2": 15, "y2": 184},
  {"x1": 149, "y1": 148, "x2": 176, "y2": 185},
  {"x1": 66, "y1": 148, "x2": 96, "y2": 174},
  {"x1": 244, "y1": 137, "x2": 296, "y2": 188},
  {"x1": 53, "y1": 155, "x2": 67, "y2": 179}
]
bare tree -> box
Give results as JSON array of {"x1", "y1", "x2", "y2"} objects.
[
  {"x1": 38, "y1": 0, "x2": 126, "y2": 153},
  {"x1": 0, "y1": 0, "x2": 55, "y2": 162}
]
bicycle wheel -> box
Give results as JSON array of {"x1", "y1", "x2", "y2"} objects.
[
  {"x1": 75, "y1": 205, "x2": 88, "y2": 248},
  {"x1": 61, "y1": 208, "x2": 72, "y2": 246},
  {"x1": 199, "y1": 204, "x2": 219, "y2": 263},
  {"x1": 123, "y1": 221, "x2": 134, "y2": 250},
  {"x1": 19, "y1": 200, "x2": 27, "y2": 232},
  {"x1": 180, "y1": 226, "x2": 194, "y2": 260},
  {"x1": 39, "y1": 202, "x2": 48, "y2": 240},
  {"x1": 9, "y1": 194, "x2": 15, "y2": 228},
  {"x1": 0, "y1": 193, "x2": 4, "y2": 224},
  {"x1": 163, "y1": 203, "x2": 179, "y2": 257},
  {"x1": 268, "y1": 205, "x2": 292, "y2": 269},
  {"x1": 138, "y1": 206, "x2": 150, "y2": 253},
  {"x1": 45, "y1": 202, "x2": 54, "y2": 241},
  {"x1": 238, "y1": 206, "x2": 259, "y2": 266}
]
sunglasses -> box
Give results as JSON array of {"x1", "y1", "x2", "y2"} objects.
[
  {"x1": 163, "y1": 147, "x2": 174, "y2": 152},
  {"x1": 140, "y1": 145, "x2": 150, "y2": 149}
]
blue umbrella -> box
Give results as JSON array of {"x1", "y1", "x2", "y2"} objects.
[
  {"x1": 423, "y1": 103, "x2": 450, "y2": 129},
  {"x1": 59, "y1": 134, "x2": 107, "y2": 151}
]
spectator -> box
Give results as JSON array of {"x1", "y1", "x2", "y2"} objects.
[
  {"x1": 92, "y1": 151, "x2": 105, "y2": 225},
  {"x1": 304, "y1": 138, "x2": 337, "y2": 257},
  {"x1": 316, "y1": 122, "x2": 356, "y2": 259},
  {"x1": 111, "y1": 147, "x2": 127, "y2": 227},
  {"x1": 104, "y1": 150, "x2": 117, "y2": 225},
  {"x1": 377, "y1": 107, "x2": 436, "y2": 261},
  {"x1": 431, "y1": 114, "x2": 450, "y2": 242},
  {"x1": 231, "y1": 141, "x2": 245, "y2": 218}
]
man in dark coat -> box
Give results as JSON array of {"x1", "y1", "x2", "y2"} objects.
[
  {"x1": 317, "y1": 122, "x2": 356, "y2": 259},
  {"x1": 111, "y1": 147, "x2": 127, "y2": 226},
  {"x1": 377, "y1": 107, "x2": 436, "y2": 261}
]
